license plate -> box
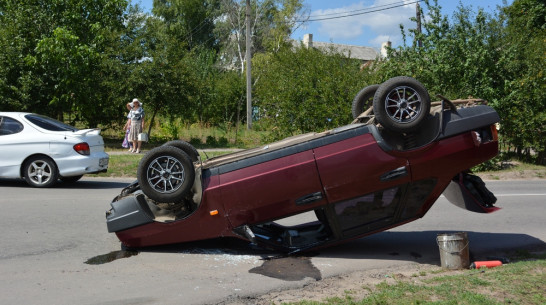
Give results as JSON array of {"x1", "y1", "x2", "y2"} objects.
[{"x1": 99, "y1": 158, "x2": 109, "y2": 167}]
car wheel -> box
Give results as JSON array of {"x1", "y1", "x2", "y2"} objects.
[
  {"x1": 60, "y1": 175, "x2": 84, "y2": 183},
  {"x1": 373, "y1": 76, "x2": 431, "y2": 133},
  {"x1": 23, "y1": 156, "x2": 59, "y2": 188},
  {"x1": 161, "y1": 140, "x2": 199, "y2": 162},
  {"x1": 137, "y1": 146, "x2": 195, "y2": 203},
  {"x1": 351, "y1": 84, "x2": 380, "y2": 119}
]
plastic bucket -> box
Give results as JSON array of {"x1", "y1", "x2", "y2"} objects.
[{"x1": 437, "y1": 232, "x2": 469, "y2": 269}]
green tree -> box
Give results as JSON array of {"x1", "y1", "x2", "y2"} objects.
[
  {"x1": 377, "y1": 0, "x2": 503, "y2": 101},
  {"x1": 376, "y1": 0, "x2": 545, "y2": 164},
  {"x1": 215, "y1": 0, "x2": 305, "y2": 74},
  {"x1": 0, "y1": 0, "x2": 128, "y2": 127},
  {"x1": 184, "y1": 47, "x2": 245, "y2": 125},
  {"x1": 138, "y1": 0, "x2": 262, "y2": 131},
  {"x1": 124, "y1": 1, "x2": 214, "y2": 136},
  {"x1": 152, "y1": 0, "x2": 220, "y2": 51},
  {"x1": 496, "y1": 0, "x2": 546, "y2": 163},
  {"x1": 253, "y1": 45, "x2": 372, "y2": 140}
]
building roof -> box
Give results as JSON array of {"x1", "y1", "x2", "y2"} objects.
[
  {"x1": 310, "y1": 41, "x2": 379, "y2": 61},
  {"x1": 292, "y1": 34, "x2": 380, "y2": 61}
]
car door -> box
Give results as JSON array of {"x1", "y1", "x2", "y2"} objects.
[
  {"x1": 219, "y1": 149, "x2": 327, "y2": 228},
  {"x1": 313, "y1": 132, "x2": 412, "y2": 237},
  {"x1": 0, "y1": 116, "x2": 29, "y2": 177},
  {"x1": 314, "y1": 132, "x2": 410, "y2": 203}
]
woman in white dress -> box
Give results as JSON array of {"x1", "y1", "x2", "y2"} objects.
[{"x1": 127, "y1": 98, "x2": 145, "y2": 153}]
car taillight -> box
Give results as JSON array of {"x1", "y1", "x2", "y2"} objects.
[
  {"x1": 491, "y1": 123, "x2": 499, "y2": 141},
  {"x1": 472, "y1": 124, "x2": 499, "y2": 146},
  {"x1": 471, "y1": 131, "x2": 482, "y2": 146},
  {"x1": 74, "y1": 143, "x2": 90, "y2": 155}
]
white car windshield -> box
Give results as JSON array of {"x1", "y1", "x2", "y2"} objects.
[{"x1": 25, "y1": 114, "x2": 79, "y2": 132}]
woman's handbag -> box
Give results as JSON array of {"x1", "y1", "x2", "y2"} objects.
[
  {"x1": 122, "y1": 129, "x2": 131, "y2": 148},
  {"x1": 138, "y1": 132, "x2": 148, "y2": 142}
]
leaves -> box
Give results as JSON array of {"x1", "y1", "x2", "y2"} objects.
[
  {"x1": 0, "y1": 0, "x2": 543, "y2": 164},
  {"x1": 376, "y1": 0, "x2": 545, "y2": 163},
  {"x1": 253, "y1": 45, "x2": 370, "y2": 139}
]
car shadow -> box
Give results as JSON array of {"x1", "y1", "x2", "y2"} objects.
[
  {"x1": 57, "y1": 179, "x2": 134, "y2": 190},
  {"x1": 316, "y1": 231, "x2": 546, "y2": 262},
  {"x1": 100, "y1": 231, "x2": 545, "y2": 280},
  {"x1": 129, "y1": 230, "x2": 545, "y2": 263},
  {"x1": 137, "y1": 237, "x2": 274, "y2": 256},
  {"x1": 0, "y1": 178, "x2": 132, "y2": 190}
]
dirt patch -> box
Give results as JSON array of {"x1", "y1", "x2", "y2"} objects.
[
  {"x1": 477, "y1": 169, "x2": 545, "y2": 181},
  {"x1": 249, "y1": 256, "x2": 321, "y2": 281},
  {"x1": 224, "y1": 263, "x2": 443, "y2": 305}
]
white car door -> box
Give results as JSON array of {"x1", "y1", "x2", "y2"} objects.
[{"x1": 0, "y1": 115, "x2": 50, "y2": 178}]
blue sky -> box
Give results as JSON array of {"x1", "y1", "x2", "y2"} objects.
[{"x1": 133, "y1": 0, "x2": 512, "y2": 50}]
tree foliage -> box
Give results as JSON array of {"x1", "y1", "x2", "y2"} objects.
[
  {"x1": 377, "y1": 0, "x2": 503, "y2": 101},
  {"x1": 375, "y1": 0, "x2": 545, "y2": 164},
  {"x1": 0, "y1": 0, "x2": 128, "y2": 126},
  {"x1": 496, "y1": 0, "x2": 545, "y2": 162},
  {"x1": 214, "y1": 0, "x2": 305, "y2": 74},
  {"x1": 253, "y1": 45, "x2": 372, "y2": 139},
  {"x1": 0, "y1": 0, "x2": 543, "y2": 163}
]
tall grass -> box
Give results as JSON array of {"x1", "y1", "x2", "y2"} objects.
[{"x1": 100, "y1": 119, "x2": 268, "y2": 150}]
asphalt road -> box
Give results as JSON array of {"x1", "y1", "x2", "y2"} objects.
[{"x1": 0, "y1": 178, "x2": 544, "y2": 305}]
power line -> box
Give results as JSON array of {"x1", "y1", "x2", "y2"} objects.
[
  {"x1": 305, "y1": 0, "x2": 421, "y2": 19},
  {"x1": 297, "y1": 0, "x2": 423, "y2": 22}
]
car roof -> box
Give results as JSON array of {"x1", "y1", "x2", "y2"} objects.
[{"x1": 0, "y1": 112, "x2": 32, "y2": 117}]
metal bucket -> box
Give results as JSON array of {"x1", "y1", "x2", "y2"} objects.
[{"x1": 437, "y1": 232, "x2": 469, "y2": 269}]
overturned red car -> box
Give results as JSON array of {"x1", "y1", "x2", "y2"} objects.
[{"x1": 106, "y1": 76, "x2": 500, "y2": 252}]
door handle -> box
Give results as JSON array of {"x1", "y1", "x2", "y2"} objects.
[
  {"x1": 380, "y1": 166, "x2": 408, "y2": 181},
  {"x1": 295, "y1": 192, "x2": 323, "y2": 206}
]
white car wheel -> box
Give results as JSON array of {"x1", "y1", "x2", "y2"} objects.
[{"x1": 23, "y1": 156, "x2": 59, "y2": 188}]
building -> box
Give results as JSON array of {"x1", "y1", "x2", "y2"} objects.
[{"x1": 294, "y1": 34, "x2": 392, "y2": 64}]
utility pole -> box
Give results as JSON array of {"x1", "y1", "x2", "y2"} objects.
[
  {"x1": 416, "y1": 2, "x2": 423, "y2": 48},
  {"x1": 245, "y1": 0, "x2": 252, "y2": 129}
]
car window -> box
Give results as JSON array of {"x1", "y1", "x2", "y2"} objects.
[
  {"x1": 0, "y1": 116, "x2": 24, "y2": 135},
  {"x1": 334, "y1": 186, "x2": 402, "y2": 233},
  {"x1": 399, "y1": 179, "x2": 437, "y2": 220},
  {"x1": 25, "y1": 114, "x2": 78, "y2": 132}
]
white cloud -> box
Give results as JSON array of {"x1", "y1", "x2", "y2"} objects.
[
  {"x1": 370, "y1": 34, "x2": 392, "y2": 47},
  {"x1": 311, "y1": 0, "x2": 416, "y2": 47}
]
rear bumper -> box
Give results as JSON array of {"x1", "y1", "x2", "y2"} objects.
[{"x1": 57, "y1": 152, "x2": 109, "y2": 176}]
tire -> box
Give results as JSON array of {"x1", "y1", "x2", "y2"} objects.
[
  {"x1": 23, "y1": 156, "x2": 59, "y2": 188},
  {"x1": 161, "y1": 140, "x2": 199, "y2": 162},
  {"x1": 137, "y1": 146, "x2": 195, "y2": 203},
  {"x1": 60, "y1": 175, "x2": 83, "y2": 183},
  {"x1": 373, "y1": 76, "x2": 431, "y2": 133},
  {"x1": 351, "y1": 84, "x2": 380, "y2": 119}
]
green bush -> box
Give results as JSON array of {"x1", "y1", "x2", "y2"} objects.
[
  {"x1": 206, "y1": 135, "x2": 217, "y2": 147},
  {"x1": 217, "y1": 136, "x2": 229, "y2": 147},
  {"x1": 189, "y1": 137, "x2": 202, "y2": 146}
]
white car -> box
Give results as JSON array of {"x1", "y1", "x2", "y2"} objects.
[{"x1": 0, "y1": 112, "x2": 109, "y2": 187}]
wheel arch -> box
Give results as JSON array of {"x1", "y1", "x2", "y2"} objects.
[{"x1": 19, "y1": 153, "x2": 58, "y2": 178}]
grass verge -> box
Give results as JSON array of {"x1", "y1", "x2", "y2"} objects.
[
  {"x1": 288, "y1": 252, "x2": 546, "y2": 305},
  {"x1": 89, "y1": 150, "x2": 232, "y2": 178}
]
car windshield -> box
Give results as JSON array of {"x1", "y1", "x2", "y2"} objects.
[{"x1": 25, "y1": 114, "x2": 79, "y2": 132}]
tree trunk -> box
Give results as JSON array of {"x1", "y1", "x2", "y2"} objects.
[
  {"x1": 537, "y1": 150, "x2": 545, "y2": 165},
  {"x1": 147, "y1": 107, "x2": 158, "y2": 139}
]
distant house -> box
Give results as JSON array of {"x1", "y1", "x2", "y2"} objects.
[{"x1": 293, "y1": 34, "x2": 391, "y2": 66}]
